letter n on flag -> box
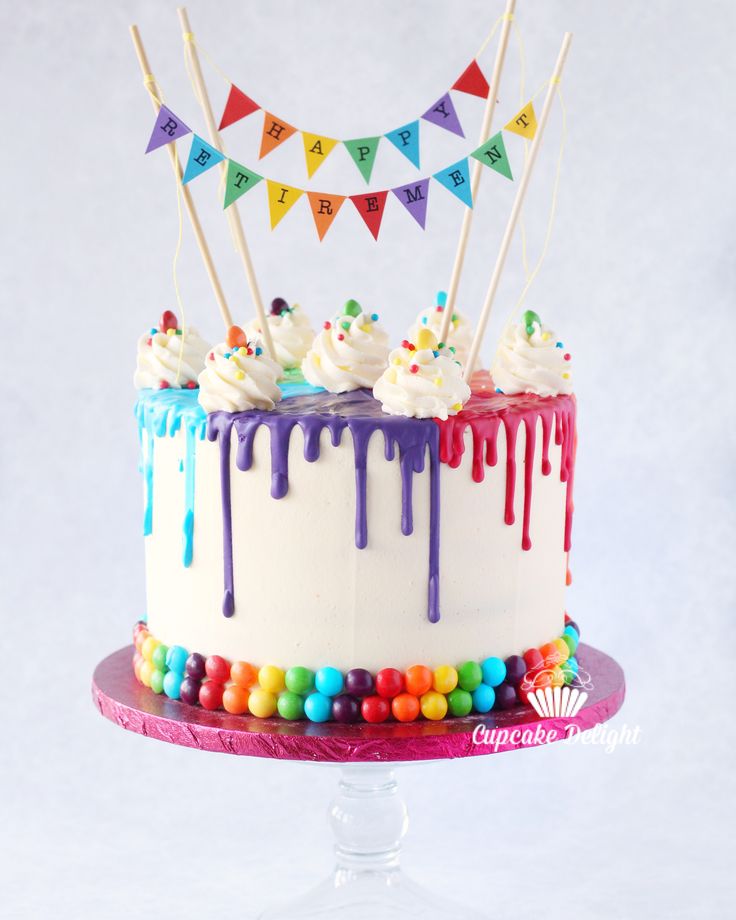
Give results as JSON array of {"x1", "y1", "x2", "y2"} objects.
[
  {"x1": 350, "y1": 191, "x2": 389, "y2": 240},
  {"x1": 219, "y1": 85, "x2": 260, "y2": 130},
  {"x1": 307, "y1": 193, "x2": 346, "y2": 240}
]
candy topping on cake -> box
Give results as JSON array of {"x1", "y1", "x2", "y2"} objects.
[
  {"x1": 373, "y1": 328, "x2": 471, "y2": 419},
  {"x1": 490, "y1": 310, "x2": 573, "y2": 397},
  {"x1": 405, "y1": 291, "x2": 476, "y2": 371},
  {"x1": 301, "y1": 299, "x2": 390, "y2": 393},
  {"x1": 198, "y1": 325, "x2": 282, "y2": 413},
  {"x1": 246, "y1": 298, "x2": 315, "y2": 370},
  {"x1": 134, "y1": 310, "x2": 210, "y2": 390}
]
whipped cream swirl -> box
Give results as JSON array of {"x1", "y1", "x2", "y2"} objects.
[
  {"x1": 491, "y1": 311, "x2": 573, "y2": 397},
  {"x1": 246, "y1": 299, "x2": 315, "y2": 370},
  {"x1": 134, "y1": 312, "x2": 210, "y2": 389},
  {"x1": 406, "y1": 292, "x2": 475, "y2": 371},
  {"x1": 373, "y1": 329, "x2": 470, "y2": 420},
  {"x1": 302, "y1": 300, "x2": 390, "y2": 393},
  {"x1": 198, "y1": 330, "x2": 282, "y2": 413}
]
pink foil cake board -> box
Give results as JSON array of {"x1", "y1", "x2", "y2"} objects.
[{"x1": 92, "y1": 643, "x2": 625, "y2": 762}]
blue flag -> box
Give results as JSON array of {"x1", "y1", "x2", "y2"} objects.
[
  {"x1": 433, "y1": 158, "x2": 473, "y2": 208},
  {"x1": 182, "y1": 135, "x2": 225, "y2": 184},
  {"x1": 385, "y1": 121, "x2": 420, "y2": 168}
]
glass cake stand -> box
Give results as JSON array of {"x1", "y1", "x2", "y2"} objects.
[{"x1": 92, "y1": 643, "x2": 625, "y2": 919}]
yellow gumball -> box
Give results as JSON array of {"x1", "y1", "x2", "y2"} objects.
[
  {"x1": 139, "y1": 660, "x2": 155, "y2": 688},
  {"x1": 551, "y1": 665, "x2": 565, "y2": 688},
  {"x1": 433, "y1": 665, "x2": 458, "y2": 695},
  {"x1": 134, "y1": 629, "x2": 149, "y2": 653},
  {"x1": 248, "y1": 689, "x2": 278, "y2": 718},
  {"x1": 141, "y1": 636, "x2": 159, "y2": 663},
  {"x1": 553, "y1": 638, "x2": 570, "y2": 663},
  {"x1": 421, "y1": 691, "x2": 448, "y2": 721},
  {"x1": 258, "y1": 665, "x2": 286, "y2": 694}
]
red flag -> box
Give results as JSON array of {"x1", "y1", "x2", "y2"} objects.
[
  {"x1": 350, "y1": 191, "x2": 389, "y2": 241},
  {"x1": 219, "y1": 85, "x2": 259, "y2": 130},
  {"x1": 452, "y1": 60, "x2": 489, "y2": 99}
]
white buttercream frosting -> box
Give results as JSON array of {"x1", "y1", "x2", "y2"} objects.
[
  {"x1": 302, "y1": 300, "x2": 390, "y2": 393},
  {"x1": 373, "y1": 329, "x2": 471, "y2": 420},
  {"x1": 405, "y1": 292, "x2": 475, "y2": 370},
  {"x1": 246, "y1": 299, "x2": 315, "y2": 370},
  {"x1": 198, "y1": 328, "x2": 283, "y2": 413},
  {"x1": 134, "y1": 312, "x2": 210, "y2": 389},
  {"x1": 491, "y1": 311, "x2": 572, "y2": 397}
]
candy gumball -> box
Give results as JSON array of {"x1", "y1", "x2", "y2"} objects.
[
  {"x1": 165, "y1": 645, "x2": 189, "y2": 675},
  {"x1": 159, "y1": 310, "x2": 178, "y2": 333},
  {"x1": 447, "y1": 688, "x2": 473, "y2": 717},
  {"x1": 150, "y1": 669, "x2": 165, "y2": 694},
  {"x1": 561, "y1": 633, "x2": 577, "y2": 657},
  {"x1": 152, "y1": 644, "x2": 169, "y2": 672},
  {"x1": 332, "y1": 695, "x2": 360, "y2": 724},
  {"x1": 567, "y1": 657, "x2": 579, "y2": 675},
  {"x1": 277, "y1": 691, "x2": 305, "y2": 721},
  {"x1": 134, "y1": 630, "x2": 149, "y2": 653},
  {"x1": 375, "y1": 668, "x2": 404, "y2": 698},
  {"x1": 472, "y1": 683, "x2": 495, "y2": 714},
  {"x1": 345, "y1": 668, "x2": 374, "y2": 698},
  {"x1": 420, "y1": 691, "x2": 448, "y2": 721},
  {"x1": 199, "y1": 681, "x2": 224, "y2": 711},
  {"x1": 285, "y1": 667, "x2": 315, "y2": 696},
  {"x1": 561, "y1": 663, "x2": 575, "y2": 686},
  {"x1": 315, "y1": 667, "x2": 343, "y2": 697},
  {"x1": 223, "y1": 685, "x2": 249, "y2": 715},
  {"x1": 480, "y1": 657, "x2": 506, "y2": 688},
  {"x1": 504, "y1": 655, "x2": 526, "y2": 687},
  {"x1": 206, "y1": 655, "x2": 231, "y2": 684},
  {"x1": 405, "y1": 665, "x2": 432, "y2": 696},
  {"x1": 141, "y1": 636, "x2": 159, "y2": 663},
  {"x1": 433, "y1": 666, "x2": 458, "y2": 695},
  {"x1": 258, "y1": 665, "x2": 286, "y2": 694},
  {"x1": 392, "y1": 693, "x2": 420, "y2": 723},
  {"x1": 179, "y1": 676, "x2": 201, "y2": 705},
  {"x1": 531, "y1": 669, "x2": 553, "y2": 691},
  {"x1": 494, "y1": 682, "x2": 517, "y2": 710},
  {"x1": 139, "y1": 660, "x2": 154, "y2": 688},
  {"x1": 551, "y1": 666, "x2": 565, "y2": 688},
  {"x1": 163, "y1": 670, "x2": 183, "y2": 700},
  {"x1": 457, "y1": 661, "x2": 482, "y2": 692},
  {"x1": 566, "y1": 620, "x2": 580, "y2": 638},
  {"x1": 231, "y1": 661, "x2": 258, "y2": 689},
  {"x1": 248, "y1": 689, "x2": 277, "y2": 718},
  {"x1": 523, "y1": 648, "x2": 544, "y2": 671},
  {"x1": 540, "y1": 642, "x2": 562, "y2": 667},
  {"x1": 304, "y1": 692, "x2": 332, "y2": 723},
  {"x1": 552, "y1": 638, "x2": 570, "y2": 663},
  {"x1": 361, "y1": 696, "x2": 390, "y2": 723},
  {"x1": 185, "y1": 653, "x2": 206, "y2": 681}
]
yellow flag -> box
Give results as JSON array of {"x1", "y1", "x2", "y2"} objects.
[
  {"x1": 266, "y1": 180, "x2": 304, "y2": 229},
  {"x1": 302, "y1": 132, "x2": 339, "y2": 177},
  {"x1": 504, "y1": 101, "x2": 537, "y2": 140}
]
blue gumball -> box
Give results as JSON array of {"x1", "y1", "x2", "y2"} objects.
[
  {"x1": 165, "y1": 645, "x2": 189, "y2": 675},
  {"x1": 315, "y1": 667, "x2": 344, "y2": 697},
  {"x1": 564, "y1": 624, "x2": 579, "y2": 643},
  {"x1": 480, "y1": 656, "x2": 506, "y2": 688},
  {"x1": 472, "y1": 683, "x2": 496, "y2": 713},
  {"x1": 304, "y1": 692, "x2": 333, "y2": 723},
  {"x1": 567, "y1": 656, "x2": 579, "y2": 675},
  {"x1": 163, "y1": 670, "x2": 183, "y2": 700}
]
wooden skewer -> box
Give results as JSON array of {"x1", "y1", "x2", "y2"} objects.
[
  {"x1": 438, "y1": 0, "x2": 516, "y2": 347},
  {"x1": 129, "y1": 24, "x2": 232, "y2": 331},
  {"x1": 176, "y1": 6, "x2": 276, "y2": 361},
  {"x1": 463, "y1": 32, "x2": 572, "y2": 380}
]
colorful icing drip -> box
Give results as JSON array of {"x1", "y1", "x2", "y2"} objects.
[{"x1": 206, "y1": 389, "x2": 441, "y2": 622}]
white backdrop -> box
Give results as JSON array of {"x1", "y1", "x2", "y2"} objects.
[{"x1": 1, "y1": 1, "x2": 734, "y2": 917}]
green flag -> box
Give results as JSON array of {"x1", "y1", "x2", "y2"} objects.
[
  {"x1": 343, "y1": 137, "x2": 381, "y2": 183},
  {"x1": 223, "y1": 159, "x2": 263, "y2": 208},
  {"x1": 470, "y1": 131, "x2": 513, "y2": 180}
]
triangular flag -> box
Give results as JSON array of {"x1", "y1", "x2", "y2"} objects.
[
  {"x1": 181, "y1": 135, "x2": 225, "y2": 184},
  {"x1": 219, "y1": 85, "x2": 259, "y2": 130},
  {"x1": 266, "y1": 180, "x2": 304, "y2": 229},
  {"x1": 421, "y1": 93, "x2": 464, "y2": 138},
  {"x1": 452, "y1": 60, "x2": 490, "y2": 99},
  {"x1": 259, "y1": 113, "x2": 298, "y2": 159},
  {"x1": 302, "y1": 133, "x2": 339, "y2": 178},
  {"x1": 344, "y1": 137, "x2": 381, "y2": 183},
  {"x1": 504, "y1": 101, "x2": 538, "y2": 140},
  {"x1": 385, "y1": 121, "x2": 420, "y2": 168},
  {"x1": 307, "y1": 192, "x2": 346, "y2": 241},
  {"x1": 350, "y1": 191, "x2": 389, "y2": 241},
  {"x1": 392, "y1": 178, "x2": 430, "y2": 230},
  {"x1": 471, "y1": 131, "x2": 513, "y2": 180},
  {"x1": 145, "y1": 105, "x2": 191, "y2": 153},
  {"x1": 433, "y1": 158, "x2": 473, "y2": 208},
  {"x1": 223, "y1": 159, "x2": 263, "y2": 208}
]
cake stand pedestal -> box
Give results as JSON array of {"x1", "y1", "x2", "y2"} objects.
[{"x1": 92, "y1": 643, "x2": 625, "y2": 919}]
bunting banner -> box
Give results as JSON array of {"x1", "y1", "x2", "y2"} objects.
[{"x1": 146, "y1": 98, "x2": 537, "y2": 241}]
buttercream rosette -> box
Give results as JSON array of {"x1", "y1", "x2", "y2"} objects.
[
  {"x1": 405, "y1": 291, "x2": 475, "y2": 371},
  {"x1": 198, "y1": 325, "x2": 282, "y2": 413},
  {"x1": 134, "y1": 310, "x2": 210, "y2": 389},
  {"x1": 246, "y1": 297, "x2": 315, "y2": 371},
  {"x1": 491, "y1": 310, "x2": 572, "y2": 397}
]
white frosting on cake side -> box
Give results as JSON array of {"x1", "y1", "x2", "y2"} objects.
[{"x1": 491, "y1": 311, "x2": 573, "y2": 397}]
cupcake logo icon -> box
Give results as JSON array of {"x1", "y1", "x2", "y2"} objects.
[{"x1": 526, "y1": 684, "x2": 588, "y2": 719}]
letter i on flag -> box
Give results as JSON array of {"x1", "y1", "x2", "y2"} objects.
[
  {"x1": 182, "y1": 135, "x2": 225, "y2": 184},
  {"x1": 145, "y1": 105, "x2": 192, "y2": 153},
  {"x1": 350, "y1": 191, "x2": 389, "y2": 240},
  {"x1": 307, "y1": 193, "x2": 346, "y2": 240},
  {"x1": 266, "y1": 180, "x2": 303, "y2": 229},
  {"x1": 223, "y1": 159, "x2": 263, "y2": 208},
  {"x1": 302, "y1": 133, "x2": 339, "y2": 177},
  {"x1": 433, "y1": 159, "x2": 473, "y2": 207},
  {"x1": 504, "y1": 101, "x2": 538, "y2": 140}
]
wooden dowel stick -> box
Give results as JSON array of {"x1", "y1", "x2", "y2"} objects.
[
  {"x1": 439, "y1": 0, "x2": 516, "y2": 346},
  {"x1": 463, "y1": 32, "x2": 572, "y2": 380},
  {"x1": 129, "y1": 25, "x2": 232, "y2": 331},
  {"x1": 176, "y1": 6, "x2": 276, "y2": 361}
]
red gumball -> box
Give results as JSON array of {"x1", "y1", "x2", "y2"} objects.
[
  {"x1": 523, "y1": 648, "x2": 544, "y2": 671},
  {"x1": 375, "y1": 668, "x2": 404, "y2": 699},
  {"x1": 159, "y1": 310, "x2": 178, "y2": 333},
  {"x1": 205, "y1": 655, "x2": 231, "y2": 684},
  {"x1": 362, "y1": 696, "x2": 391, "y2": 723},
  {"x1": 199, "y1": 681, "x2": 224, "y2": 711}
]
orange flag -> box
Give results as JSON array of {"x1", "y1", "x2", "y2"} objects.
[
  {"x1": 259, "y1": 113, "x2": 297, "y2": 159},
  {"x1": 307, "y1": 192, "x2": 346, "y2": 240}
]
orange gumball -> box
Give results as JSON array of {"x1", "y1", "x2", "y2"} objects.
[
  {"x1": 230, "y1": 661, "x2": 258, "y2": 689},
  {"x1": 531, "y1": 669, "x2": 553, "y2": 690},
  {"x1": 392, "y1": 693, "x2": 420, "y2": 723},
  {"x1": 226, "y1": 324, "x2": 247, "y2": 349},
  {"x1": 540, "y1": 642, "x2": 562, "y2": 667},
  {"x1": 223, "y1": 685, "x2": 250, "y2": 715},
  {"x1": 405, "y1": 665, "x2": 432, "y2": 697}
]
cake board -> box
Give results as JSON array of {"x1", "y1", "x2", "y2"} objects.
[{"x1": 92, "y1": 643, "x2": 625, "y2": 918}]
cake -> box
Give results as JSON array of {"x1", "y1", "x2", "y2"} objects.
[{"x1": 132, "y1": 303, "x2": 582, "y2": 723}]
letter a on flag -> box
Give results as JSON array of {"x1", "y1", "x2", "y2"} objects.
[
  {"x1": 302, "y1": 133, "x2": 339, "y2": 178},
  {"x1": 344, "y1": 137, "x2": 381, "y2": 183},
  {"x1": 145, "y1": 105, "x2": 191, "y2": 153},
  {"x1": 266, "y1": 180, "x2": 303, "y2": 229},
  {"x1": 223, "y1": 159, "x2": 263, "y2": 209},
  {"x1": 433, "y1": 159, "x2": 473, "y2": 208},
  {"x1": 307, "y1": 192, "x2": 346, "y2": 241},
  {"x1": 504, "y1": 101, "x2": 538, "y2": 140},
  {"x1": 385, "y1": 121, "x2": 420, "y2": 168},
  {"x1": 182, "y1": 135, "x2": 225, "y2": 184},
  {"x1": 350, "y1": 191, "x2": 389, "y2": 241},
  {"x1": 452, "y1": 60, "x2": 489, "y2": 99},
  {"x1": 392, "y1": 178, "x2": 430, "y2": 229},
  {"x1": 219, "y1": 84, "x2": 259, "y2": 130},
  {"x1": 259, "y1": 113, "x2": 298, "y2": 159},
  {"x1": 471, "y1": 131, "x2": 513, "y2": 180}
]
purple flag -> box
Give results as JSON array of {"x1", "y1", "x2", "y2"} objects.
[
  {"x1": 392, "y1": 178, "x2": 430, "y2": 229},
  {"x1": 145, "y1": 105, "x2": 192, "y2": 153},
  {"x1": 421, "y1": 93, "x2": 464, "y2": 138}
]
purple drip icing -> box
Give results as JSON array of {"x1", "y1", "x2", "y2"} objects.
[{"x1": 206, "y1": 390, "x2": 441, "y2": 623}]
